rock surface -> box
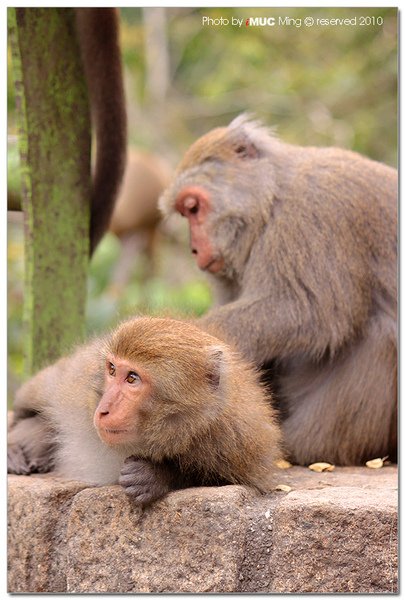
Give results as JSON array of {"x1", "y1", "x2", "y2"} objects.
[{"x1": 8, "y1": 466, "x2": 398, "y2": 593}]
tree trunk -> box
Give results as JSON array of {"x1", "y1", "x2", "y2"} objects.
[{"x1": 8, "y1": 8, "x2": 91, "y2": 373}]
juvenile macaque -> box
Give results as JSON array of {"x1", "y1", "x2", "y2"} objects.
[
  {"x1": 8, "y1": 317, "x2": 281, "y2": 505},
  {"x1": 160, "y1": 115, "x2": 398, "y2": 466}
]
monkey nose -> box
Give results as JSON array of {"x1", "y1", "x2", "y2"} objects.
[
  {"x1": 191, "y1": 248, "x2": 198, "y2": 255},
  {"x1": 184, "y1": 196, "x2": 198, "y2": 210}
]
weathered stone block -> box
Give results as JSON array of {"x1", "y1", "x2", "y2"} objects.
[
  {"x1": 239, "y1": 466, "x2": 398, "y2": 593},
  {"x1": 66, "y1": 485, "x2": 256, "y2": 593},
  {"x1": 7, "y1": 474, "x2": 88, "y2": 592},
  {"x1": 8, "y1": 466, "x2": 398, "y2": 593}
]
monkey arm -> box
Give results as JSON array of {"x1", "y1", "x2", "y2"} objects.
[
  {"x1": 118, "y1": 456, "x2": 233, "y2": 507},
  {"x1": 200, "y1": 287, "x2": 363, "y2": 366},
  {"x1": 8, "y1": 359, "x2": 72, "y2": 475},
  {"x1": 202, "y1": 214, "x2": 376, "y2": 366},
  {"x1": 119, "y1": 456, "x2": 193, "y2": 506},
  {"x1": 201, "y1": 292, "x2": 315, "y2": 363},
  {"x1": 8, "y1": 415, "x2": 56, "y2": 474},
  {"x1": 9, "y1": 339, "x2": 104, "y2": 476}
]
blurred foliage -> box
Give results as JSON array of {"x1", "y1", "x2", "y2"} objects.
[
  {"x1": 8, "y1": 7, "x2": 397, "y2": 400},
  {"x1": 120, "y1": 7, "x2": 397, "y2": 165},
  {"x1": 86, "y1": 232, "x2": 212, "y2": 336}
]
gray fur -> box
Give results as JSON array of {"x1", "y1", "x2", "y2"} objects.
[{"x1": 160, "y1": 115, "x2": 397, "y2": 465}]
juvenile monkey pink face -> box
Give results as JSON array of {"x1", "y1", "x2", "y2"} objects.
[
  {"x1": 93, "y1": 356, "x2": 151, "y2": 446},
  {"x1": 175, "y1": 185, "x2": 224, "y2": 273}
]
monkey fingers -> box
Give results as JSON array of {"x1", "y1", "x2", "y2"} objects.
[
  {"x1": 119, "y1": 456, "x2": 173, "y2": 506},
  {"x1": 8, "y1": 416, "x2": 55, "y2": 475},
  {"x1": 8, "y1": 442, "x2": 55, "y2": 475},
  {"x1": 7, "y1": 443, "x2": 31, "y2": 475}
]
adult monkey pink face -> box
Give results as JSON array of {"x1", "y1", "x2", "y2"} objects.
[
  {"x1": 175, "y1": 185, "x2": 225, "y2": 273},
  {"x1": 161, "y1": 120, "x2": 261, "y2": 277}
]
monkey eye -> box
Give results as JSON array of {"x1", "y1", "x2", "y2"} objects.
[
  {"x1": 126, "y1": 371, "x2": 141, "y2": 384},
  {"x1": 108, "y1": 362, "x2": 116, "y2": 376}
]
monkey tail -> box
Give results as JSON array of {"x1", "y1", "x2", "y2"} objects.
[{"x1": 75, "y1": 8, "x2": 127, "y2": 254}]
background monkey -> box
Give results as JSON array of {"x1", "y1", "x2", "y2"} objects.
[
  {"x1": 8, "y1": 317, "x2": 281, "y2": 506},
  {"x1": 107, "y1": 149, "x2": 171, "y2": 293},
  {"x1": 109, "y1": 150, "x2": 170, "y2": 240},
  {"x1": 160, "y1": 115, "x2": 397, "y2": 466}
]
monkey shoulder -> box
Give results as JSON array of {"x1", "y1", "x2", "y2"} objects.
[{"x1": 295, "y1": 146, "x2": 397, "y2": 201}]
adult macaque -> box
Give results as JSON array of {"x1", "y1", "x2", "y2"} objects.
[
  {"x1": 74, "y1": 8, "x2": 127, "y2": 253},
  {"x1": 8, "y1": 317, "x2": 281, "y2": 506},
  {"x1": 160, "y1": 115, "x2": 397, "y2": 466},
  {"x1": 107, "y1": 149, "x2": 171, "y2": 291}
]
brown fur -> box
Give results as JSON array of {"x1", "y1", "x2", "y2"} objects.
[
  {"x1": 107, "y1": 150, "x2": 171, "y2": 292},
  {"x1": 160, "y1": 114, "x2": 398, "y2": 466},
  {"x1": 109, "y1": 150, "x2": 170, "y2": 238},
  {"x1": 8, "y1": 317, "x2": 281, "y2": 505},
  {"x1": 75, "y1": 8, "x2": 127, "y2": 253}
]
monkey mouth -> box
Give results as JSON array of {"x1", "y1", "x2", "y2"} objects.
[
  {"x1": 200, "y1": 257, "x2": 225, "y2": 273},
  {"x1": 103, "y1": 428, "x2": 128, "y2": 434},
  {"x1": 98, "y1": 427, "x2": 135, "y2": 447}
]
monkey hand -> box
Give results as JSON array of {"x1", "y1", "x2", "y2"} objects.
[
  {"x1": 8, "y1": 442, "x2": 32, "y2": 475},
  {"x1": 119, "y1": 456, "x2": 174, "y2": 506},
  {"x1": 8, "y1": 439, "x2": 54, "y2": 475},
  {"x1": 7, "y1": 416, "x2": 55, "y2": 475}
]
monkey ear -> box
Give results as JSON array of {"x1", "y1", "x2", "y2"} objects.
[
  {"x1": 230, "y1": 113, "x2": 271, "y2": 159},
  {"x1": 234, "y1": 140, "x2": 260, "y2": 160},
  {"x1": 207, "y1": 346, "x2": 226, "y2": 390}
]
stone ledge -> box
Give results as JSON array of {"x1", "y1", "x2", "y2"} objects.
[{"x1": 8, "y1": 466, "x2": 398, "y2": 593}]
